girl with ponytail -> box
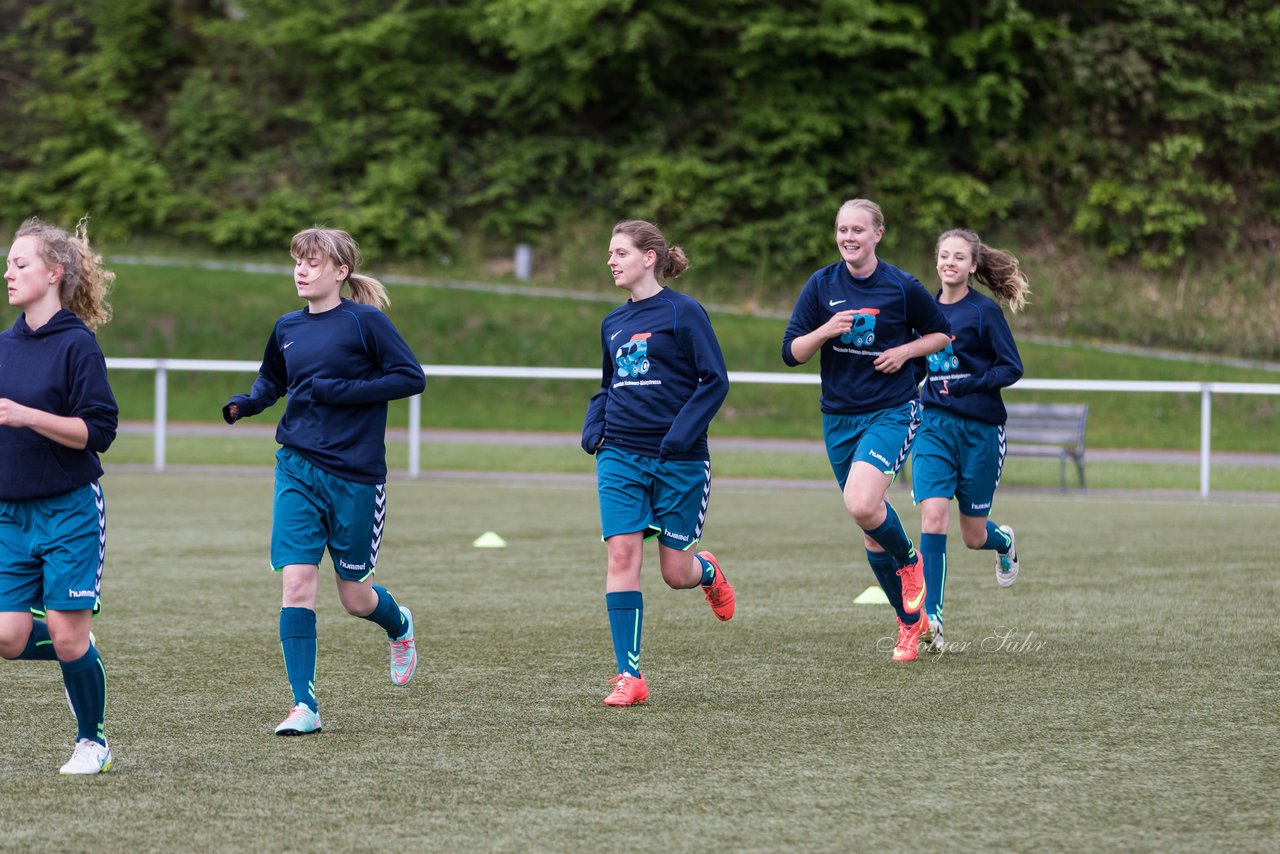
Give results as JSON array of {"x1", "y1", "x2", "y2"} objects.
[
  {"x1": 223, "y1": 227, "x2": 426, "y2": 736},
  {"x1": 911, "y1": 229, "x2": 1030, "y2": 653}
]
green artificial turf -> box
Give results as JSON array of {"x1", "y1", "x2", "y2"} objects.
[{"x1": 2, "y1": 475, "x2": 1274, "y2": 850}]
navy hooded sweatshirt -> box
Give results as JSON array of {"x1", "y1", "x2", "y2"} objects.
[{"x1": 0, "y1": 309, "x2": 118, "y2": 500}]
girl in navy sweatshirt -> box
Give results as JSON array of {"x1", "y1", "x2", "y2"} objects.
[
  {"x1": 581, "y1": 220, "x2": 733, "y2": 707},
  {"x1": 224, "y1": 228, "x2": 426, "y2": 736},
  {"x1": 0, "y1": 218, "x2": 119, "y2": 774},
  {"x1": 912, "y1": 229, "x2": 1030, "y2": 653},
  {"x1": 782, "y1": 199, "x2": 952, "y2": 663}
]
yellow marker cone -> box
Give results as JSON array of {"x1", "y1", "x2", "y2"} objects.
[
  {"x1": 472, "y1": 531, "x2": 507, "y2": 549},
  {"x1": 853, "y1": 585, "x2": 889, "y2": 605}
]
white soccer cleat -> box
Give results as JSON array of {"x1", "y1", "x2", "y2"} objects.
[
  {"x1": 924, "y1": 617, "x2": 945, "y2": 653},
  {"x1": 996, "y1": 525, "x2": 1019, "y2": 587},
  {"x1": 59, "y1": 738, "x2": 112, "y2": 775}
]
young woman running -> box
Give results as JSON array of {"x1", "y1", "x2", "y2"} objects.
[
  {"x1": 0, "y1": 218, "x2": 119, "y2": 773},
  {"x1": 582, "y1": 219, "x2": 734, "y2": 707},
  {"x1": 224, "y1": 227, "x2": 426, "y2": 735},
  {"x1": 912, "y1": 228, "x2": 1029, "y2": 652},
  {"x1": 782, "y1": 199, "x2": 951, "y2": 663}
]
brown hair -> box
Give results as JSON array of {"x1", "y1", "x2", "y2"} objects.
[
  {"x1": 290, "y1": 227, "x2": 389, "y2": 309},
  {"x1": 612, "y1": 220, "x2": 690, "y2": 280},
  {"x1": 14, "y1": 217, "x2": 114, "y2": 330},
  {"x1": 936, "y1": 228, "x2": 1030, "y2": 314}
]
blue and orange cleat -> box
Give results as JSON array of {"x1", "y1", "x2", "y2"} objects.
[{"x1": 698, "y1": 551, "x2": 735, "y2": 621}]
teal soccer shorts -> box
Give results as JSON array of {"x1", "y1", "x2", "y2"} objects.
[
  {"x1": 911, "y1": 408, "x2": 1006, "y2": 516},
  {"x1": 271, "y1": 447, "x2": 384, "y2": 581},
  {"x1": 822, "y1": 400, "x2": 921, "y2": 490},
  {"x1": 595, "y1": 446, "x2": 711, "y2": 550},
  {"x1": 0, "y1": 482, "x2": 105, "y2": 614}
]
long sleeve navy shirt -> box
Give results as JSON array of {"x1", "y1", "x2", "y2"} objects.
[
  {"x1": 920, "y1": 288, "x2": 1023, "y2": 425},
  {"x1": 582, "y1": 288, "x2": 729, "y2": 461},
  {"x1": 0, "y1": 309, "x2": 118, "y2": 500},
  {"x1": 224, "y1": 299, "x2": 426, "y2": 483},
  {"x1": 782, "y1": 260, "x2": 951, "y2": 415}
]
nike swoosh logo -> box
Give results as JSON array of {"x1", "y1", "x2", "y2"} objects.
[
  {"x1": 829, "y1": 299, "x2": 846, "y2": 307},
  {"x1": 282, "y1": 342, "x2": 294, "y2": 350},
  {"x1": 610, "y1": 330, "x2": 623, "y2": 341}
]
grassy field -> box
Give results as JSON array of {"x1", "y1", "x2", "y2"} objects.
[
  {"x1": 41, "y1": 258, "x2": 1280, "y2": 452},
  {"x1": 3, "y1": 474, "x2": 1275, "y2": 851}
]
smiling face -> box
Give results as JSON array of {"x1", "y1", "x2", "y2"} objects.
[
  {"x1": 834, "y1": 206, "x2": 883, "y2": 276},
  {"x1": 4, "y1": 235, "x2": 62, "y2": 315},
  {"x1": 936, "y1": 235, "x2": 977, "y2": 289},
  {"x1": 293, "y1": 252, "x2": 347, "y2": 310},
  {"x1": 606, "y1": 233, "x2": 657, "y2": 294}
]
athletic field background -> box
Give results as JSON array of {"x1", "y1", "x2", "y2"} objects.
[{"x1": 3, "y1": 473, "x2": 1274, "y2": 850}]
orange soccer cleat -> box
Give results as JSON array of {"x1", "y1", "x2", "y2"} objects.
[{"x1": 697, "y1": 551, "x2": 735, "y2": 621}]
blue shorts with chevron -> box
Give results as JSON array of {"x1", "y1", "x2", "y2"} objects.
[
  {"x1": 911, "y1": 407, "x2": 1006, "y2": 517},
  {"x1": 595, "y1": 446, "x2": 711, "y2": 551},
  {"x1": 0, "y1": 481, "x2": 106, "y2": 613},
  {"x1": 822, "y1": 400, "x2": 921, "y2": 490},
  {"x1": 270, "y1": 446, "x2": 384, "y2": 581}
]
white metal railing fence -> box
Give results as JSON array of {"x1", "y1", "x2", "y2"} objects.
[{"x1": 104, "y1": 358, "x2": 1280, "y2": 497}]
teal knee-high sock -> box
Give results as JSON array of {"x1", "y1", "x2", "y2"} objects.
[
  {"x1": 863, "y1": 501, "x2": 916, "y2": 565},
  {"x1": 280, "y1": 607, "x2": 318, "y2": 712},
  {"x1": 16, "y1": 620, "x2": 58, "y2": 661},
  {"x1": 60, "y1": 646, "x2": 106, "y2": 745},
  {"x1": 695, "y1": 553, "x2": 717, "y2": 587},
  {"x1": 980, "y1": 520, "x2": 1012, "y2": 553},
  {"x1": 867, "y1": 550, "x2": 915, "y2": 623},
  {"x1": 921, "y1": 533, "x2": 947, "y2": 620},
  {"x1": 362, "y1": 585, "x2": 408, "y2": 639},
  {"x1": 605, "y1": 591, "x2": 643, "y2": 677}
]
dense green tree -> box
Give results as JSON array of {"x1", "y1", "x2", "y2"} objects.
[{"x1": 0, "y1": 0, "x2": 1274, "y2": 279}]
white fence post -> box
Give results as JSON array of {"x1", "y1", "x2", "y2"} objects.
[
  {"x1": 408, "y1": 393, "x2": 421, "y2": 478},
  {"x1": 154, "y1": 363, "x2": 167, "y2": 472},
  {"x1": 1200, "y1": 384, "x2": 1212, "y2": 498}
]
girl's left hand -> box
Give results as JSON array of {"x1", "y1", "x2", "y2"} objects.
[{"x1": 873, "y1": 345, "x2": 911, "y2": 374}]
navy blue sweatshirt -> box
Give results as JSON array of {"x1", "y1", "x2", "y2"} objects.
[
  {"x1": 782, "y1": 260, "x2": 951, "y2": 414},
  {"x1": 224, "y1": 299, "x2": 426, "y2": 483},
  {"x1": 582, "y1": 288, "x2": 729, "y2": 461},
  {"x1": 0, "y1": 309, "x2": 118, "y2": 500},
  {"x1": 920, "y1": 288, "x2": 1023, "y2": 425}
]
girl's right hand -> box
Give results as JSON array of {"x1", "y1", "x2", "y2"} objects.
[{"x1": 819, "y1": 310, "x2": 855, "y2": 340}]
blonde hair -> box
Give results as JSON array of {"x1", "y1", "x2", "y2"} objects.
[
  {"x1": 290, "y1": 227, "x2": 389, "y2": 309},
  {"x1": 612, "y1": 219, "x2": 690, "y2": 280},
  {"x1": 936, "y1": 229, "x2": 1030, "y2": 314},
  {"x1": 14, "y1": 217, "x2": 114, "y2": 330},
  {"x1": 836, "y1": 199, "x2": 885, "y2": 231}
]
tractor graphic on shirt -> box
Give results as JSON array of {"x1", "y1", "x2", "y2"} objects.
[
  {"x1": 927, "y1": 337, "x2": 960, "y2": 372},
  {"x1": 615, "y1": 333, "x2": 653, "y2": 377},
  {"x1": 839, "y1": 308, "x2": 880, "y2": 347}
]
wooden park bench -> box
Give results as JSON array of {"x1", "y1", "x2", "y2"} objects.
[{"x1": 1004, "y1": 402, "x2": 1088, "y2": 491}]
